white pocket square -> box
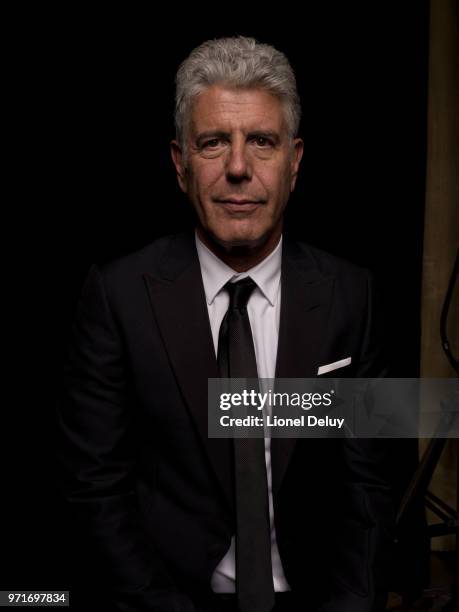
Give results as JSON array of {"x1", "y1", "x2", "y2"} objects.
[{"x1": 317, "y1": 357, "x2": 352, "y2": 375}]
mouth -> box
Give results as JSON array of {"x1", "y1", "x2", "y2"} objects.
[{"x1": 215, "y1": 198, "x2": 265, "y2": 213}]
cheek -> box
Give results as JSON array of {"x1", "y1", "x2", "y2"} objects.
[
  {"x1": 191, "y1": 162, "x2": 222, "y2": 195},
  {"x1": 259, "y1": 166, "x2": 290, "y2": 201}
]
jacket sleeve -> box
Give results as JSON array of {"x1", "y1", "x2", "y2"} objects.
[
  {"x1": 57, "y1": 264, "x2": 196, "y2": 612},
  {"x1": 321, "y1": 272, "x2": 396, "y2": 612}
]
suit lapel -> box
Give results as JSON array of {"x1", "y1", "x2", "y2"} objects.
[
  {"x1": 142, "y1": 233, "x2": 234, "y2": 511},
  {"x1": 142, "y1": 232, "x2": 334, "y2": 508},
  {"x1": 271, "y1": 238, "x2": 335, "y2": 498}
]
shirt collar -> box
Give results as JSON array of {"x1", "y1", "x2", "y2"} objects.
[{"x1": 195, "y1": 230, "x2": 282, "y2": 306}]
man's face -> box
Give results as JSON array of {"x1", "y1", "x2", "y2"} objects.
[{"x1": 171, "y1": 85, "x2": 303, "y2": 249}]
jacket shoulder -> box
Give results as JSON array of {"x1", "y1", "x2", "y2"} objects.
[
  {"x1": 76, "y1": 233, "x2": 194, "y2": 309},
  {"x1": 92, "y1": 232, "x2": 193, "y2": 284},
  {"x1": 290, "y1": 239, "x2": 371, "y2": 283}
]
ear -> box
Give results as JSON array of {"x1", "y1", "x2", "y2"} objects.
[
  {"x1": 170, "y1": 140, "x2": 188, "y2": 193},
  {"x1": 289, "y1": 137, "x2": 304, "y2": 192}
]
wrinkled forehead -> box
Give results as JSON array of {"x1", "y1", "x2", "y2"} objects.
[{"x1": 188, "y1": 85, "x2": 289, "y2": 137}]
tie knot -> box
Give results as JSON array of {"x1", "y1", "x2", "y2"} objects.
[{"x1": 225, "y1": 277, "x2": 257, "y2": 311}]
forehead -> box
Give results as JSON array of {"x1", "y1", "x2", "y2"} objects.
[{"x1": 189, "y1": 85, "x2": 286, "y2": 134}]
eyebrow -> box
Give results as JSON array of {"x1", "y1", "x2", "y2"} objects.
[
  {"x1": 195, "y1": 130, "x2": 280, "y2": 146},
  {"x1": 195, "y1": 131, "x2": 229, "y2": 146},
  {"x1": 248, "y1": 130, "x2": 280, "y2": 143}
]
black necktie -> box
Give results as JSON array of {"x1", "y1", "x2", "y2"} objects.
[{"x1": 217, "y1": 277, "x2": 275, "y2": 612}]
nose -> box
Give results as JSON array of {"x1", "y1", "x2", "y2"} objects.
[{"x1": 225, "y1": 140, "x2": 252, "y2": 182}]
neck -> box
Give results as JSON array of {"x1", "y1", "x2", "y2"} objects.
[{"x1": 196, "y1": 226, "x2": 282, "y2": 272}]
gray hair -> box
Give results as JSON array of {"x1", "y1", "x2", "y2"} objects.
[{"x1": 174, "y1": 36, "x2": 301, "y2": 153}]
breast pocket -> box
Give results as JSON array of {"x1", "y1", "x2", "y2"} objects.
[{"x1": 317, "y1": 356, "x2": 353, "y2": 377}]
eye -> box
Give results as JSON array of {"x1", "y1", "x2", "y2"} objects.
[
  {"x1": 252, "y1": 136, "x2": 271, "y2": 147},
  {"x1": 203, "y1": 138, "x2": 222, "y2": 149}
]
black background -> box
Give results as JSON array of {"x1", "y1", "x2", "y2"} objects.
[
  {"x1": 58, "y1": 5, "x2": 429, "y2": 374},
  {"x1": 5, "y1": 3, "x2": 431, "y2": 607}
]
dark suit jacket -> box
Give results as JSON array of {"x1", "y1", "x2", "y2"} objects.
[{"x1": 58, "y1": 231, "x2": 395, "y2": 612}]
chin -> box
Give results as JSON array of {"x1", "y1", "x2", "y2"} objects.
[{"x1": 210, "y1": 228, "x2": 270, "y2": 250}]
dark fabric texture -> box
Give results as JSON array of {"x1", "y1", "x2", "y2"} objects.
[{"x1": 58, "y1": 231, "x2": 395, "y2": 612}]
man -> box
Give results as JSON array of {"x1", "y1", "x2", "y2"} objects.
[{"x1": 59, "y1": 37, "x2": 394, "y2": 612}]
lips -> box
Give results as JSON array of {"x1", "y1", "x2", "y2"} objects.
[
  {"x1": 216, "y1": 198, "x2": 261, "y2": 204},
  {"x1": 217, "y1": 201, "x2": 263, "y2": 214}
]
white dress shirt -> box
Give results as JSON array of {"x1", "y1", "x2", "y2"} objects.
[{"x1": 195, "y1": 231, "x2": 291, "y2": 593}]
